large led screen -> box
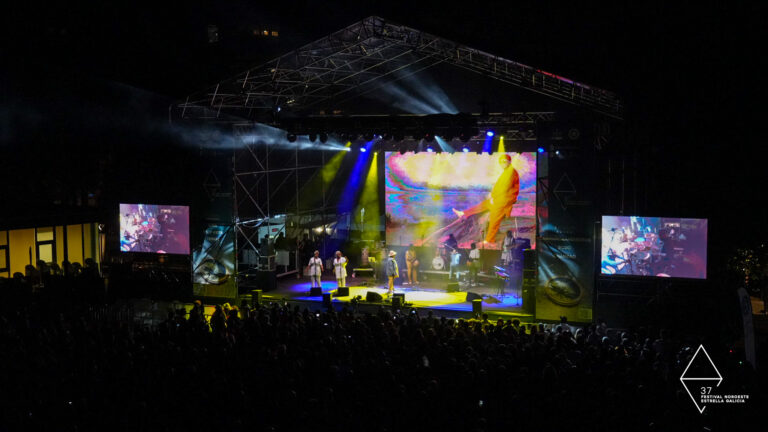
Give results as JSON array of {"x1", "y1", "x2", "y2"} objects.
[
  {"x1": 119, "y1": 204, "x2": 190, "y2": 254},
  {"x1": 601, "y1": 216, "x2": 707, "y2": 279},
  {"x1": 385, "y1": 152, "x2": 536, "y2": 250}
]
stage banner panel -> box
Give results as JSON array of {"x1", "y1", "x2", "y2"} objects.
[
  {"x1": 384, "y1": 152, "x2": 537, "y2": 250},
  {"x1": 536, "y1": 147, "x2": 596, "y2": 323},
  {"x1": 192, "y1": 225, "x2": 236, "y2": 298}
]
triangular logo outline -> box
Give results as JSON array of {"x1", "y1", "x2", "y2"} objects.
[{"x1": 679, "y1": 345, "x2": 723, "y2": 413}]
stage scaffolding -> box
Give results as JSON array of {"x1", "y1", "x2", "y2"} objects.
[
  {"x1": 231, "y1": 122, "x2": 328, "y2": 280},
  {"x1": 175, "y1": 15, "x2": 625, "y2": 294}
]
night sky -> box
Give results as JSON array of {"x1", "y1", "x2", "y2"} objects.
[{"x1": 3, "y1": 1, "x2": 766, "y2": 270}]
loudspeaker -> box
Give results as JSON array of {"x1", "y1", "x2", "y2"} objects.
[
  {"x1": 336, "y1": 287, "x2": 350, "y2": 297},
  {"x1": 251, "y1": 289, "x2": 263, "y2": 308},
  {"x1": 472, "y1": 298, "x2": 482, "y2": 314},
  {"x1": 322, "y1": 293, "x2": 332, "y2": 307},
  {"x1": 523, "y1": 249, "x2": 537, "y2": 270},
  {"x1": 522, "y1": 268, "x2": 536, "y2": 313},
  {"x1": 446, "y1": 282, "x2": 460, "y2": 292},
  {"x1": 392, "y1": 293, "x2": 405, "y2": 308},
  {"x1": 310, "y1": 287, "x2": 322, "y2": 296},
  {"x1": 366, "y1": 291, "x2": 383, "y2": 302},
  {"x1": 466, "y1": 291, "x2": 483, "y2": 302}
]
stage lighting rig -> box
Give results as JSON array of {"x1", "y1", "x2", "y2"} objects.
[
  {"x1": 287, "y1": 133, "x2": 297, "y2": 142},
  {"x1": 308, "y1": 133, "x2": 318, "y2": 142},
  {"x1": 319, "y1": 132, "x2": 328, "y2": 143}
]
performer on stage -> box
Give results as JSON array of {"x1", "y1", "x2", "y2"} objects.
[
  {"x1": 333, "y1": 251, "x2": 347, "y2": 288},
  {"x1": 448, "y1": 248, "x2": 462, "y2": 281},
  {"x1": 444, "y1": 233, "x2": 458, "y2": 252},
  {"x1": 308, "y1": 250, "x2": 323, "y2": 289},
  {"x1": 501, "y1": 230, "x2": 515, "y2": 265},
  {"x1": 452, "y1": 153, "x2": 520, "y2": 244},
  {"x1": 386, "y1": 250, "x2": 399, "y2": 296},
  {"x1": 468, "y1": 242, "x2": 480, "y2": 286},
  {"x1": 404, "y1": 244, "x2": 419, "y2": 285}
]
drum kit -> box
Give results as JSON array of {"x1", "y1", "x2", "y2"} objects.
[
  {"x1": 603, "y1": 232, "x2": 662, "y2": 276},
  {"x1": 431, "y1": 245, "x2": 452, "y2": 270}
]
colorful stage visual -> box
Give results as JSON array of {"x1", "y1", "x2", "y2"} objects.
[
  {"x1": 385, "y1": 152, "x2": 536, "y2": 250},
  {"x1": 192, "y1": 225, "x2": 236, "y2": 298},
  {"x1": 119, "y1": 203, "x2": 190, "y2": 254},
  {"x1": 601, "y1": 216, "x2": 707, "y2": 279}
]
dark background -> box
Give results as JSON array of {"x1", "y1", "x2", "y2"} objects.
[{"x1": 3, "y1": 1, "x2": 766, "y2": 273}]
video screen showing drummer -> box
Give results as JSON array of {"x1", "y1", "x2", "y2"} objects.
[{"x1": 601, "y1": 216, "x2": 663, "y2": 276}]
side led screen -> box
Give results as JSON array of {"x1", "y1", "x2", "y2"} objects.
[
  {"x1": 601, "y1": 216, "x2": 707, "y2": 279},
  {"x1": 119, "y1": 203, "x2": 190, "y2": 254}
]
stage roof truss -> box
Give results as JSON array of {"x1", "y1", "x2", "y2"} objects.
[{"x1": 176, "y1": 16, "x2": 623, "y2": 122}]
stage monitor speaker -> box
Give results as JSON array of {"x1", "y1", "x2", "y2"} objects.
[
  {"x1": 472, "y1": 298, "x2": 482, "y2": 314},
  {"x1": 446, "y1": 282, "x2": 460, "y2": 292},
  {"x1": 466, "y1": 292, "x2": 483, "y2": 302},
  {"x1": 251, "y1": 289, "x2": 263, "y2": 308},
  {"x1": 392, "y1": 293, "x2": 405, "y2": 308},
  {"x1": 310, "y1": 287, "x2": 322, "y2": 296},
  {"x1": 336, "y1": 287, "x2": 350, "y2": 297},
  {"x1": 523, "y1": 249, "x2": 537, "y2": 270},
  {"x1": 366, "y1": 291, "x2": 383, "y2": 302},
  {"x1": 322, "y1": 293, "x2": 332, "y2": 307}
]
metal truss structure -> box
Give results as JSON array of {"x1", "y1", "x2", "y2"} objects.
[
  {"x1": 175, "y1": 16, "x2": 623, "y2": 122},
  {"x1": 178, "y1": 17, "x2": 624, "y2": 287},
  {"x1": 231, "y1": 123, "x2": 334, "y2": 278}
]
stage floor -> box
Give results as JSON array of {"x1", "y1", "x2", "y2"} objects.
[{"x1": 264, "y1": 275, "x2": 533, "y2": 317}]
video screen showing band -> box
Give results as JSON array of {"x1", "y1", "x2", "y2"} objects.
[
  {"x1": 385, "y1": 152, "x2": 537, "y2": 250},
  {"x1": 119, "y1": 203, "x2": 190, "y2": 254},
  {"x1": 601, "y1": 216, "x2": 707, "y2": 279}
]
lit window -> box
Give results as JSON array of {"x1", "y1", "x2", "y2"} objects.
[
  {"x1": 263, "y1": 30, "x2": 268, "y2": 36},
  {"x1": 271, "y1": 31, "x2": 278, "y2": 37}
]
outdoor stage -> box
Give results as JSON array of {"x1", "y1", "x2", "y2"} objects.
[{"x1": 263, "y1": 273, "x2": 533, "y2": 318}]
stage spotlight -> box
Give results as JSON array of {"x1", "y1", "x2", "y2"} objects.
[
  {"x1": 426, "y1": 146, "x2": 434, "y2": 152},
  {"x1": 486, "y1": 130, "x2": 495, "y2": 137},
  {"x1": 360, "y1": 147, "x2": 367, "y2": 153},
  {"x1": 537, "y1": 147, "x2": 545, "y2": 153},
  {"x1": 319, "y1": 132, "x2": 328, "y2": 143},
  {"x1": 462, "y1": 145, "x2": 470, "y2": 153},
  {"x1": 287, "y1": 133, "x2": 297, "y2": 142}
]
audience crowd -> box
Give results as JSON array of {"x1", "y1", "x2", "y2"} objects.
[{"x1": 0, "y1": 276, "x2": 763, "y2": 431}]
